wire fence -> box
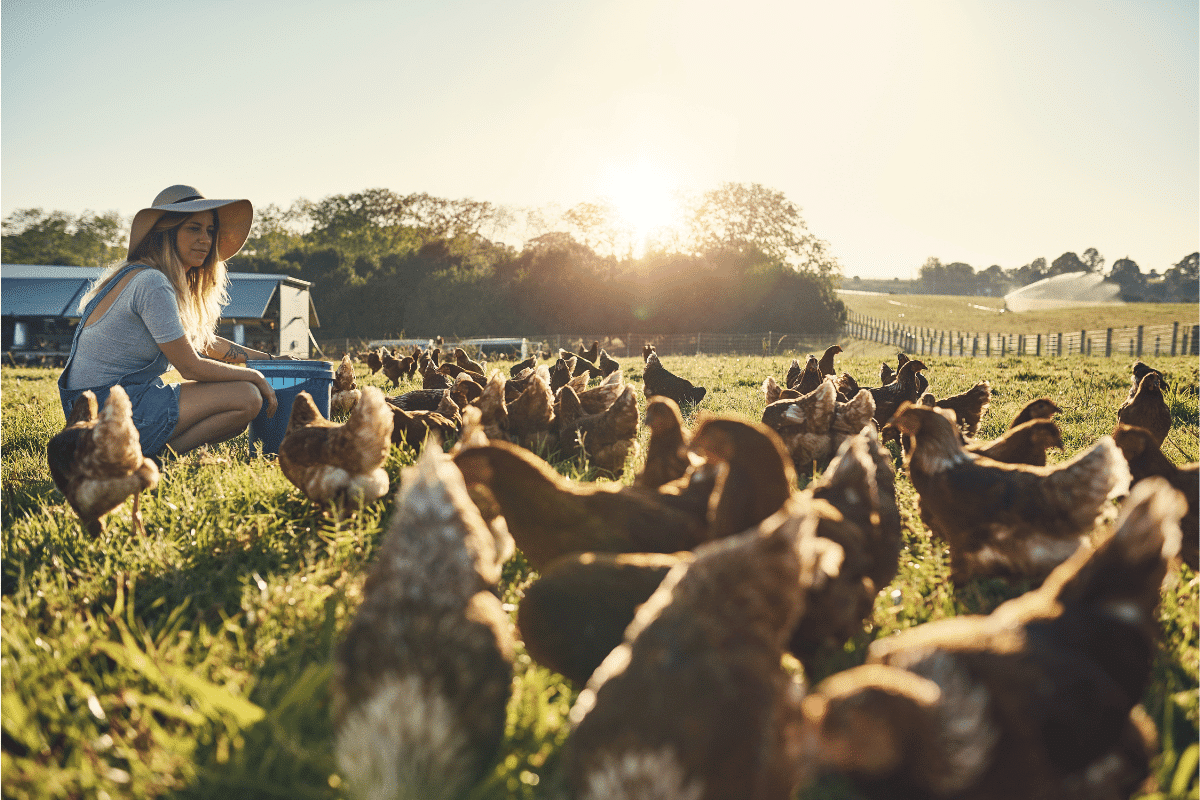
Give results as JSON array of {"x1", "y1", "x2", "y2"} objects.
[
  {"x1": 314, "y1": 331, "x2": 842, "y2": 360},
  {"x1": 845, "y1": 312, "x2": 1200, "y2": 359}
]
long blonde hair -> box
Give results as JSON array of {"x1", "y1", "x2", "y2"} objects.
[{"x1": 79, "y1": 211, "x2": 229, "y2": 352}]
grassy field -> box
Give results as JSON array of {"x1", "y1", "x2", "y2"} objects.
[
  {"x1": 838, "y1": 291, "x2": 1199, "y2": 335},
  {"x1": 2, "y1": 348, "x2": 1198, "y2": 799}
]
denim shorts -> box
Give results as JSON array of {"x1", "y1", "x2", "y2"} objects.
[{"x1": 60, "y1": 378, "x2": 181, "y2": 457}]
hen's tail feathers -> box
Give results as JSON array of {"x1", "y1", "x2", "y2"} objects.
[
  {"x1": 781, "y1": 381, "x2": 837, "y2": 430},
  {"x1": 1045, "y1": 435, "x2": 1133, "y2": 509},
  {"x1": 763, "y1": 376, "x2": 782, "y2": 404},
  {"x1": 93, "y1": 385, "x2": 144, "y2": 470},
  {"x1": 1054, "y1": 476, "x2": 1185, "y2": 612},
  {"x1": 288, "y1": 391, "x2": 324, "y2": 429},
  {"x1": 67, "y1": 391, "x2": 99, "y2": 426},
  {"x1": 343, "y1": 386, "x2": 395, "y2": 473},
  {"x1": 834, "y1": 389, "x2": 876, "y2": 434}
]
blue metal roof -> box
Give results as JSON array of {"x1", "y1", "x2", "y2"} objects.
[
  {"x1": 0, "y1": 265, "x2": 313, "y2": 322},
  {"x1": 221, "y1": 280, "x2": 277, "y2": 319},
  {"x1": 1, "y1": 276, "x2": 91, "y2": 316}
]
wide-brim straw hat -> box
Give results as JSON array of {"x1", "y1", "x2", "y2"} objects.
[{"x1": 128, "y1": 184, "x2": 253, "y2": 261}]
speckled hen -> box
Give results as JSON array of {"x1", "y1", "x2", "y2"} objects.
[{"x1": 333, "y1": 448, "x2": 513, "y2": 800}]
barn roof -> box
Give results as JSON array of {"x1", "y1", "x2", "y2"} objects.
[{"x1": 0, "y1": 265, "x2": 317, "y2": 324}]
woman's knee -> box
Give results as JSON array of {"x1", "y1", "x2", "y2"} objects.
[{"x1": 237, "y1": 381, "x2": 264, "y2": 420}]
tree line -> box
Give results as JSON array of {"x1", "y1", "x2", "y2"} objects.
[
  {"x1": 1, "y1": 183, "x2": 848, "y2": 338},
  {"x1": 902, "y1": 250, "x2": 1197, "y2": 302}
]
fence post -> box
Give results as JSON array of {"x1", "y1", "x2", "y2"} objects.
[
  {"x1": 1192, "y1": 325, "x2": 1199, "y2": 355},
  {"x1": 1155, "y1": 336, "x2": 1160, "y2": 356},
  {"x1": 972, "y1": 335, "x2": 978, "y2": 357},
  {"x1": 1001, "y1": 336, "x2": 1006, "y2": 357},
  {"x1": 1171, "y1": 322, "x2": 1179, "y2": 356},
  {"x1": 1105, "y1": 328, "x2": 1113, "y2": 357},
  {"x1": 1057, "y1": 332, "x2": 1063, "y2": 357},
  {"x1": 1036, "y1": 333, "x2": 1042, "y2": 356},
  {"x1": 1136, "y1": 326, "x2": 1143, "y2": 357}
]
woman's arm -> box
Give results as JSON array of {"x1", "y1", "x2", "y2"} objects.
[
  {"x1": 158, "y1": 336, "x2": 278, "y2": 417},
  {"x1": 203, "y1": 336, "x2": 272, "y2": 364}
]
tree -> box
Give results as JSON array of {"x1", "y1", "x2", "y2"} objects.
[
  {"x1": 1048, "y1": 252, "x2": 1087, "y2": 277},
  {"x1": 684, "y1": 182, "x2": 840, "y2": 278},
  {"x1": 1081, "y1": 247, "x2": 1105, "y2": 273},
  {"x1": 919, "y1": 257, "x2": 945, "y2": 292},
  {"x1": 1161, "y1": 252, "x2": 1198, "y2": 301},
  {"x1": 2, "y1": 209, "x2": 125, "y2": 266},
  {"x1": 562, "y1": 201, "x2": 621, "y2": 257},
  {"x1": 1107, "y1": 257, "x2": 1146, "y2": 301},
  {"x1": 1007, "y1": 257, "x2": 1047, "y2": 288}
]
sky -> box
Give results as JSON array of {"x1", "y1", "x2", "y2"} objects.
[{"x1": 2, "y1": 0, "x2": 1197, "y2": 280}]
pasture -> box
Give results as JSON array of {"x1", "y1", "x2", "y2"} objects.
[
  {"x1": 2, "y1": 349, "x2": 1198, "y2": 799},
  {"x1": 837, "y1": 291, "x2": 1199, "y2": 336}
]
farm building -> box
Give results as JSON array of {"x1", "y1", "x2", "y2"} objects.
[{"x1": 1, "y1": 265, "x2": 321, "y2": 365}]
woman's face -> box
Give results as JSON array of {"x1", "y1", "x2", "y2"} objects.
[{"x1": 176, "y1": 211, "x2": 216, "y2": 269}]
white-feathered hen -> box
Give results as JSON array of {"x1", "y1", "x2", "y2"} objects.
[{"x1": 333, "y1": 447, "x2": 514, "y2": 800}]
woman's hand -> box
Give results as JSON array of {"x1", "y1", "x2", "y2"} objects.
[{"x1": 251, "y1": 371, "x2": 279, "y2": 417}]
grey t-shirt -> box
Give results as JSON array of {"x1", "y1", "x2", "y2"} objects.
[{"x1": 65, "y1": 268, "x2": 187, "y2": 390}]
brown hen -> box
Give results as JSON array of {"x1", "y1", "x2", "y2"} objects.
[
  {"x1": 333, "y1": 447, "x2": 513, "y2": 800},
  {"x1": 366, "y1": 348, "x2": 383, "y2": 375},
  {"x1": 454, "y1": 346, "x2": 486, "y2": 376},
  {"x1": 517, "y1": 550, "x2": 687, "y2": 686},
  {"x1": 558, "y1": 383, "x2": 640, "y2": 478},
  {"x1": 790, "y1": 424, "x2": 902, "y2": 665},
  {"x1": 330, "y1": 354, "x2": 361, "y2": 417},
  {"x1": 934, "y1": 381, "x2": 991, "y2": 439},
  {"x1": 791, "y1": 355, "x2": 823, "y2": 394},
  {"x1": 800, "y1": 478, "x2": 1185, "y2": 800},
  {"x1": 634, "y1": 396, "x2": 692, "y2": 490},
  {"x1": 1009, "y1": 397, "x2": 1062, "y2": 428},
  {"x1": 564, "y1": 499, "x2": 836, "y2": 800},
  {"x1": 47, "y1": 386, "x2": 160, "y2": 537},
  {"x1": 689, "y1": 416, "x2": 795, "y2": 540},
  {"x1": 818, "y1": 344, "x2": 843, "y2": 378},
  {"x1": 870, "y1": 359, "x2": 927, "y2": 428},
  {"x1": 967, "y1": 419, "x2": 1064, "y2": 467},
  {"x1": 1116, "y1": 370, "x2": 1171, "y2": 447},
  {"x1": 452, "y1": 441, "x2": 712, "y2": 571},
  {"x1": 1112, "y1": 423, "x2": 1198, "y2": 570},
  {"x1": 278, "y1": 386, "x2": 394, "y2": 513},
  {"x1": 643, "y1": 351, "x2": 706, "y2": 406},
  {"x1": 380, "y1": 349, "x2": 407, "y2": 389},
  {"x1": 893, "y1": 402, "x2": 1131, "y2": 585}
]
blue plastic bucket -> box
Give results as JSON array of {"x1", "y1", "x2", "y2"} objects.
[{"x1": 246, "y1": 360, "x2": 335, "y2": 456}]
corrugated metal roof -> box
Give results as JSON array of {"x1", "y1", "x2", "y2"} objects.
[
  {"x1": 222, "y1": 280, "x2": 277, "y2": 319},
  {"x1": 1, "y1": 277, "x2": 91, "y2": 316},
  {"x1": 0, "y1": 265, "x2": 313, "y2": 322}
]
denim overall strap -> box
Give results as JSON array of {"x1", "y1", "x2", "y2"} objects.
[{"x1": 57, "y1": 265, "x2": 173, "y2": 417}]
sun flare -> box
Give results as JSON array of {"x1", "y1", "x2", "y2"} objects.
[{"x1": 600, "y1": 157, "x2": 681, "y2": 257}]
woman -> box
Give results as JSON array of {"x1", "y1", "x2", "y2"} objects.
[{"x1": 58, "y1": 184, "x2": 286, "y2": 457}]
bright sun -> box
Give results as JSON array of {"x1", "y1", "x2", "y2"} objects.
[{"x1": 600, "y1": 157, "x2": 680, "y2": 257}]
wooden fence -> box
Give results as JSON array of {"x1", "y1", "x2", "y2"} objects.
[{"x1": 845, "y1": 312, "x2": 1200, "y2": 359}]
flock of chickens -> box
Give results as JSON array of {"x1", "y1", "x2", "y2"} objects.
[{"x1": 44, "y1": 340, "x2": 1198, "y2": 800}]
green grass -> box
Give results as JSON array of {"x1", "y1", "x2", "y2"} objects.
[
  {"x1": 839, "y1": 291, "x2": 1198, "y2": 336},
  {"x1": 2, "y1": 349, "x2": 1198, "y2": 799}
]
